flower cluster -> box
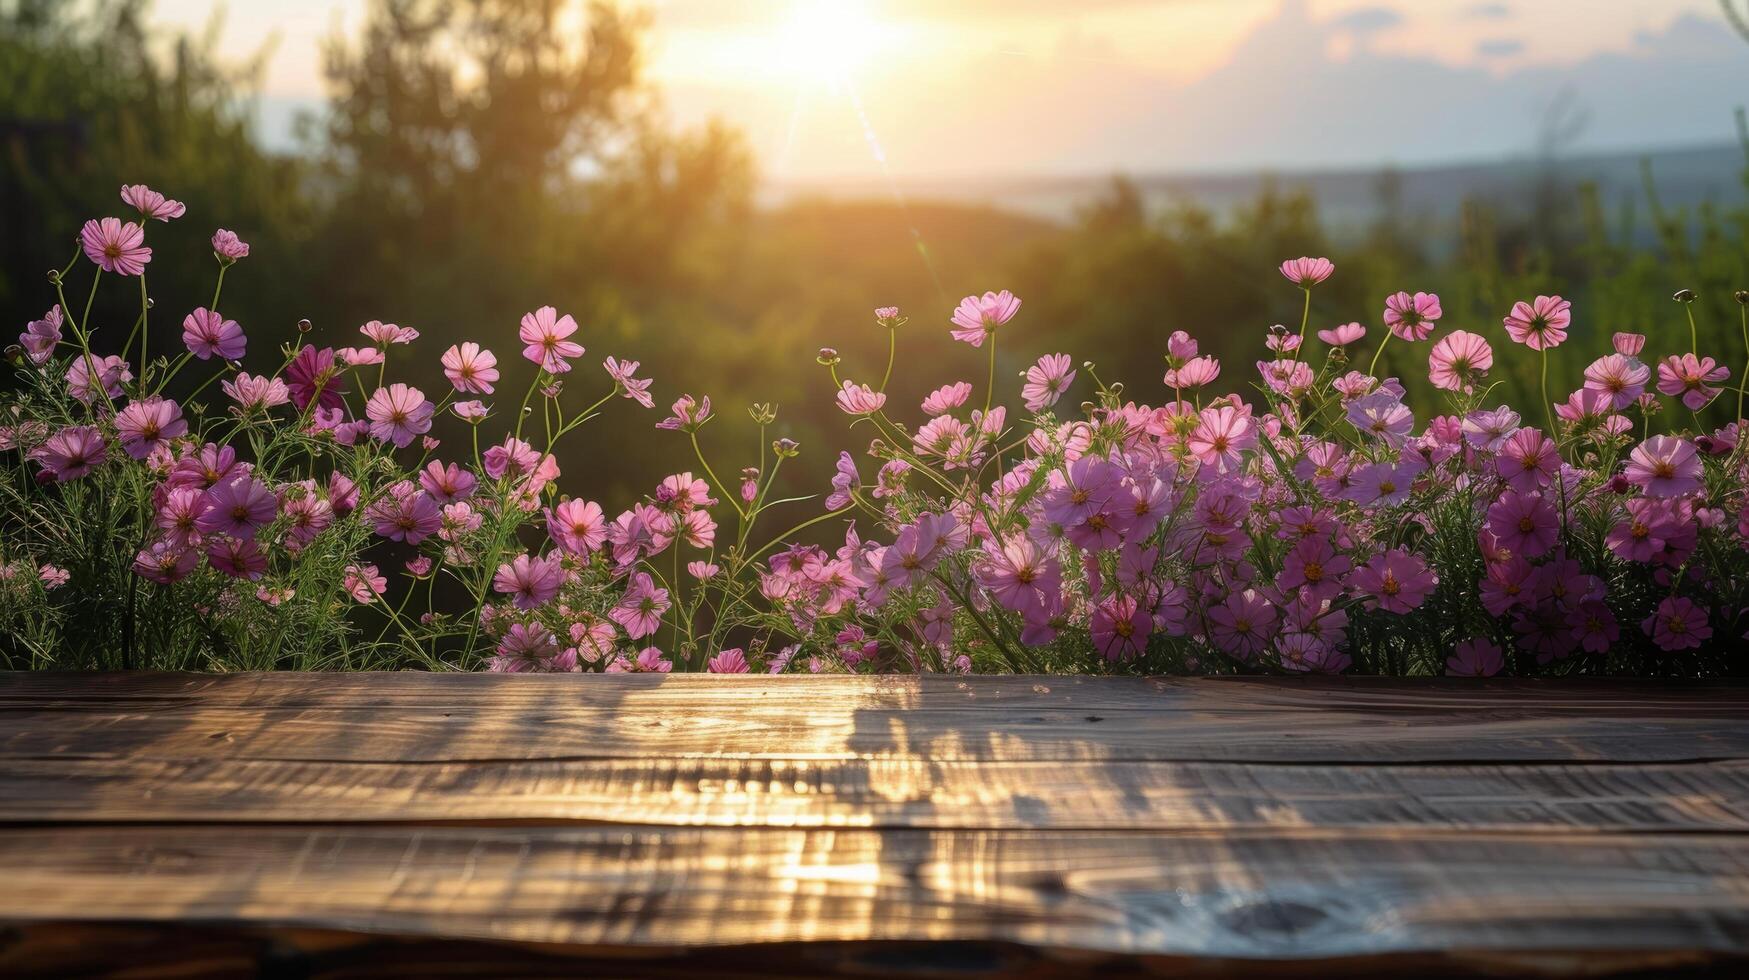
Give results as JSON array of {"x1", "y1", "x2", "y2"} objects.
[{"x1": 5, "y1": 189, "x2": 1749, "y2": 676}]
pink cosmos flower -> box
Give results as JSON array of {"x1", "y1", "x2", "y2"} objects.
[
  {"x1": 418, "y1": 460, "x2": 477, "y2": 503},
  {"x1": 28, "y1": 425, "x2": 107, "y2": 481},
  {"x1": 66, "y1": 354, "x2": 132, "y2": 404},
  {"x1": 1623, "y1": 435, "x2": 1702, "y2": 497},
  {"x1": 1090, "y1": 593, "x2": 1151, "y2": 662},
  {"x1": 1207, "y1": 589, "x2": 1279, "y2": 661},
  {"x1": 114, "y1": 397, "x2": 187, "y2": 460},
  {"x1": 121, "y1": 184, "x2": 185, "y2": 221},
  {"x1": 656, "y1": 394, "x2": 712, "y2": 431},
  {"x1": 1427, "y1": 330, "x2": 1493, "y2": 392},
  {"x1": 603, "y1": 356, "x2": 654, "y2": 408},
  {"x1": 1346, "y1": 391, "x2": 1414, "y2": 447},
  {"x1": 1606, "y1": 497, "x2": 1680, "y2": 562},
  {"x1": 133, "y1": 540, "x2": 198, "y2": 584},
  {"x1": 519, "y1": 306, "x2": 584, "y2": 372},
  {"x1": 1656, "y1": 354, "x2": 1729, "y2": 411},
  {"x1": 1582, "y1": 354, "x2": 1650, "y2": 410},
  {"x1": 441, "y1": 342, "x2": 498, "y2": 394},
  {"x1": 1317, "y1": 322, "x2": 1366, "y2": 346},
  {"x1": 359, "y1": 320, "x2": 418, "y2": 346},
  {"x1": 1566, "y1": 600, "x2": 1619, "y2": 654},
  {"x1": 1351, "y1": 548, "x2": 1438, "y2": 613},
  {"x1": 1164, "y1": 355, "x2": 1220, "y2": 389},
  {"x1": 490, "y1": 623, "x2": 565, "y2": 672},
  {"x1": 19, "y1": 306, "x2": 63, "y2": 365},
  {"x1": 1641, "y1": 596, "x2": 1712, "y2": 651},
  {"x1": 975, "y1": 536, "x2": 1062, "y2": 621},
  {"x1": 365, "y1": 488, "x2": 442, "y2": 544},
  {"x1": 365, "y1": 383, "x2": 435, "y2": 448},
  {"x1": 546, "y1": 498, "x2": 608, "y2": 554},
  {"x1": 1188, "y1": 404, "x2": 1255, "y2": 472},
  {"x1": 1382, "y1": 291, "x2": 1442, "y2": 341},
  {"x1": 206, "y1": 535, "x2": 268, "y2": 580},
  {"x1": 1345, "y1": 459, "x2": 1417, "y2": 507},
  {"x1": 1554, "y1": 388, "x2": 1616, "y2": 428},
  {"x1": 1279, "y1": 256, "x2": 1334, "y2": 287},
  {"x1": 211, "y1": 229, "x2": 250, "y2": 261},
  {"x1": 1486, "y1": 489, "x2": 1559, "y2": 558},
  {"x1": 182, "y1": 308, "x2": 246, "y2": 361},
  {"x1": 493, "y1": 552, "x2": 564, "y2": 610},
  {"x1": 222, "y1": 373, "x2": 291, "y2": 412},
  {"x1": 344, "y1": 564, "x2": 388, "y2": 603},
  {"x1": 1022, "y1": 354, "x2": 1076, "y2": 412},
  {"x1": 708, "y1": 648, "x2": 750, "y2": 673},
  {"x1": 610, "y1": 571, "x2": 670, "y2": 639},
  {"x1": 922, "y1": 382, "x2": 972, "y2": 415},
  {"x1": 284, "y1": 345, "x2": 345, "y2": 411},
  {"x1": 835, "y1": 380, "x2": 886, "y2": 415},
  {"x1": 1446, "y1": 638, "x2": 1504, "y2": 677},
  {"x1": 949, "y1": 290, "x2": 1021, "y2": 347},
  {"x1": 196, "y1": 475, "x2": 277, "y2": 540},
  {"x1": 1612, "y1": 332, "x2": 1646, "y2": 357},
  {"x1": 1278, "y1": 535, "x2": 1351, "y2": 597},
  {"x1": 826, "y1": 451, "x2": 860, "y2": 511},
  {"x1": 280, "y1": 490, "x2": 334, "y2": 551},
  {"x1": 608, "y1": 647, "x2": 673, "y2": 674},
  {"x1": 1502, "y1": 295, "x2": 1571, "y2": 350},
  {"x1": 1496, "y1": 428, "x2": 1558, "y2": 494},
  {"x1": 80, "y1": 217, "x2": 151, "y2": 275}
]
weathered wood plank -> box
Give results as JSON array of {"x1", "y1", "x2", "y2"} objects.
[
  {"x1": 1, "y1": 825, "x2": 1746, "y2": 962},
  {"x1": 4, "y1": 674, "x2": 1747, "y2": 763},
  {"x1": 4, "y1": 756, "x2": 1747, "y2": 832}
]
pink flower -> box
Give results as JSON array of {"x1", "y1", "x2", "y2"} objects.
[
  {"x1": 1486, "y1": 489, "x2": 1559, "y2": 558},
  {"x1": 360, "y1": 320, "x2": 419, "y2": 346},
  {"x1": 452, "y1": 400, "x2": 489, "y2": 421},
  {"x1": 656, "y1": 394, "x2": 712, "y2": 431},
  {"x1": 114, "y1": 397, "x2": 187, "y2": 460},
  {"x1": 1278, "y1": 535, "x2": 1351, "y2": 596},
  {"x1": 1317, "y1": 322, "x2": 1367, "y2": 346},
  {"x1": 206, "y1": 535, "x2": 268, "y2": 580},
  {"x1": 285, "y1": 346, "x2": 345, "y2": 411},
  {"x1": 826, "y1": 451, "x2": 860, "y2": 511},
  {"x1": 1351, "y1": 548, "x2": 1438, "y2": 614},
  {"x1": 948, "y1": 289, "x2": 1021, "y2": 347},
  {"x1": 1623, "y1": 435, "x2": 1702, "y2": 497},
  {"x1": 1656, "y1": 354, "x2": 1729, "y2": 410},
  {"x1": 1583, "y1": 354, "x2": 1650, "y2": 410},
  {"x1": 66, "y1": 354, "x2": 131, "y2": 404},
  {"x1": 196, "y1": 475, "x2": 277, "y2": 540},
  {"x1": 708, "y1": 648, "x2": 751, "y2": 673},
  {"x1": 133, "y1": 540, "x2": 198, "y2": 584},
  {"x1": 547, "y1": 498, "x2": 608, "y2": 554},
  {"x1": 604, "y1": 356, "x2": 654, "y2": 408},
  {"x1": 609, "y1": 647, "x2": 673, "y2": 673},
  {"x1": 974, "y1": 536, "x2": 1061, "y2": 620},
  {"x1": 1566, "y1": 600, "x2": 1619, "y2": 654},
  {"x1": 80, "y1": 217, "x2": 151, "y2": 275},
  {"x1": 610, "y1": 571, "x2": 670, "y2": 639},
  {"x1": 1346, "y1": 392, "x2": 1414, "y2": 447},
  {"x1": 182, "y1": 307, "x2": 246, "y2": 361},
  {"x1": 1496, "y1": 428, "x2": 1558, "y2": 494},
  {"x1": 1022, "y1": 354, "x2": 1075, "y2": 412},
  {"x1": 418, "y1": 460, "x2": 477, "y2": 503},
  {"x1": 37, "y1": 564, "x2": 69, "y2": 589},
  {"x1": 490, "y1": 623, "x2": 565, "y2": 672},
  {"x1": 519, "y1": 306, "x2": 583, "y2": 373},
  {"x1": 441, "y1": 342, "x2": 498, "y2": 394},
  {"x1": 1188, "y1": 404, "x2": 1255, "y2": 472},
  {"x1": 921, "y1": 382, "x2": 972, "y2": 415},
  {"x1": 1641, "y1": 596, "x2": 1712, "y2": 651},
  {"x1": 1207, "y1": 589, "x2": 1279, "y2": 661},
  {"x1": 1427, "y1": 330, "x2": 1493, "y2": 392},
  {"x1": 1446, "y1": 637, "x2": 1504, "y2": 676},
  {"x1": 1382, "y1": 291, "x2": 1442, "y2": 341},
  {"x1": 365, "y1": 488, "x2": 441, "y2": 544},
  {"x1": 1606, "y1": 497, "x2": 1680, "y2": 562},
  {"x1": 1090, "y1": 593, "x2": 1151, "y2": 661},
  {"x1": 28, "y1": 425, "x2": 107, "y2": 481},
  {"x1": 365, "y1": 383, "x2": 435, "y2": 448},
  {"x1": 493, "y1": 552, "x2": 564, "y2": 610},
  {"x1": 211, "y1": 229, "x2": 250, "y2": 261},
  {"x1": 1502, "y1": 295, "x2": 1571, "y2": 351},
  {"x1": 222, "y1": 373, "x2": 291, "y2": 412},
  {"x1": 19, "y1": 306, "x2": 63, "y2": 365},
  {"x1": 1279, "y1": 256, "x2": 1334, "y2": 287},
  {"x1": 1164, "y1": 355, "x2": 1220, "y2": 389},
  {"x1": 344, "y1": 564, "x2": 388, "y2": 603},
  {"x1": 835, "y1": 380, "x2": 886, "y2": 415},
  {"x1": 120, "y1": 184, "x2": 185, "y2": 221},
  {"x1": 1612, "y1": 332, "x2": 1646, "y2": 357}
]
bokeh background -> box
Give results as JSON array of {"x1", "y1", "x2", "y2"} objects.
[{"x1": 6, "y1": 0, "x2": 1749, "y2": 505}]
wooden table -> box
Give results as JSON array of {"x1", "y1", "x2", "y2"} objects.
[{"x1": 1, "y1": 673, "x2": 1747, "y2": 977}]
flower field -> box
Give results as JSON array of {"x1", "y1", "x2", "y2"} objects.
[{"x1": 4, "y1": 185, "x2": 1748, "y2": 676}]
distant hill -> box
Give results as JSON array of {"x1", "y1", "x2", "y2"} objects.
[{"x1": 765, "y1": 142, "x2": 1747, "y2": 241}]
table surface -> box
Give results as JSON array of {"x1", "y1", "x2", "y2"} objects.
[{"x1": 1, "y1": 672, "x2": 1747, "y2": 977}]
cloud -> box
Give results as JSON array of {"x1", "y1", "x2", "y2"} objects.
[
  {"x1": 1475, "y1": 38, "x2": 1525, "y2": 57},
  {"x1": 1464, "y1": 3, "x2": 1512, "y2": 20},
  {"x1": 1330, "y1": 6, "x2": 1404, "y2": 37}
]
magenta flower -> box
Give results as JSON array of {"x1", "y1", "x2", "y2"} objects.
[
  {"x1": 80, "y1": 217, "x2": 151, "y2": 275},
  {"x1": 285, "y1": 345, "x2": 345, "y2": 411},
  {"x1": 519, "y1": 306, "x2": 583, "y2": 373},
  {"x1": 1427, "y1": 330, "x2": 1493, "y2": 392},
  {"x1": 1279, "y1": 256, "x2": 1334, "y2": 287},
  {"x1": 66, "y1": 354, "x2": 132, "y2": 404},
  {"x1": 826, "y1": 451, "x2": 860, "y2": 511},
  {"x1": 1188, "y1": 404, "x2": 1255, "y2": 472},
  {"x1": 975, "y1": 537, "x2": 1062, "y2": 621},
  {"x1": 835, "y1": 379, "x2": 886, "y2": 415},
  {"x1": 610, "y1": 571, "x2": 670, "y2": 639},
  {"x1": 344, "y1": 564, "x2": 388, "y2": 603},
  {"x1": 1207, "y1": 589, "x2": 1279, "y2": 661},
  {"x1": 1606, "y1": 497, "x2": 1679, "y2": 562},
  {"x1": 1317, "y1": 322, "x2": 1366, "y2": 347},
  {"x1": 365, "y1": 383, "x2": 435, "y2": 448},
  {"x1": 490, "y1": 623, "x2": 566, "y2": 672},
  {"x1": 222, "y1": 373, "x2": 291, "y2": 412},
  {"x1": 440, "y1": 342, "x2": 499, "y2": 394},
  {"x1": 19, "y1": 306, "x2": 63, "y2": 365},
  {"x1": 1582, "y1": 354, "x2": 1650, "y2": 410},
  {"x1": 211, "y1": 229, "x2": 250, "y2": 262},
  {"x1": 120, "y1": 184, "x2": 185, "y2": 221},
  {"x1": 1486, "y1": 489, "x2": 1559, "y2": 558},
  {"x1": 196, "y1": 475, "x2": 277, "y2": 540},
  {"x1": 546, "y1": 498, "x2": 608, "y2": 554},
  {"x1": 1446, "y1": 637, "x2": 1504, "y2": 677},
  {"x1": 206, "y1": 535, "x2": 268, "y2": 580},
  {"x1": 1022, "y1": 354, "x2": 1075, "y2": 412},
  {"x1": 708, "y1": 648, "x2": 751, "y2": 673},
  {"x1": 28, "y1": 425, "x2": 107, "y2": 482},
  {"x1": 1382, "y1": 291, "x2": 1442, "y2": 341},
  {"x1": 1566, "y1": 600, "x2": 1619, "y2": 654},
  {"x1": 948, "y1": 290, "x2": 1021, "y2": 347},
  {"x1": 359, "y1": 320, "x2": 419, "y2": 346},
  {"x1": 1090, "y1": 593, "x2": 1151, "y2": 662},
  {"x1": 182, "y1": 307, "x2": 246, "y2": 361},
  {"x1": 1496, "y1": 428, "x2": 1557, "y2": 494},
  {"x1": 365, "y1": 488, "x2": 442, "y2": 544},
  {"x1": 1351, "y1": 548, "x2": 1438, "y2": 614},
  {"x1": 418, "y1": 460, "x2": 477, "y2": 503},
  {"x1": 1656, "y1": 354, "x2": 1729, "y2": 411},
  {"x1": 1501, "y1": 295, "x2": 1571, "y2": 351},
  {"x1": 1641, "y1": 596, "x2": 1712, "y2": 651},
  {"x1": 1623, "y1": 435, "x2": 1702, "y2": 498},
  {"x1": 1278, "y1": 536, "x2": 1351, "y2": 597},
  {"x1": 1346, "y1": 391, "x2": 1414, "y2": 447},
  {"x1": 114, "y1": 397, "x2": 187, "y2": 460},
  {"x1": 493, "y1": 552, "x2": 564, "y2": 610},
  {"x1": 133, "y1": 540, "x2": 197, "y2": 584}
]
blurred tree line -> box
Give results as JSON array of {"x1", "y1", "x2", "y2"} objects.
[{"x1": 5, "y1": 0, "x2": 1749, "y2": 508}]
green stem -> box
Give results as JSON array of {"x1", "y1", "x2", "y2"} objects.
[
  {"x1": 1686, "y1": 306, "x2": 1699, "y2": 353},
  {"x1": 983, "y1": 335, "x2": 997, "y2": 416},
  {"x1": 879, "y1": 326, "x2": 896, "y2": 392},
  {"x1": 1366, "y1": 332, "x2": 1391, "y2": 377},
  {"x1": 1294, "y1": 287, "x2": 1311, "y2": 360},
  {"x1": 1540, "y1": 347, "x2": 1558, "y2": 444}
]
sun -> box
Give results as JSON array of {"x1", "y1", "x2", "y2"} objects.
[{"x1": 775, "y1": 0, "x2": 888, "y2": 84}]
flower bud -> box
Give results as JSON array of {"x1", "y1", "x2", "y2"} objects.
[
  {"x1": 773, "y1": 437, "x2": 800, "y2": 458},
  {"x1": 748, "y1": 402, "x2": 777, "y2": 424},
  {"x1": 1736, "y1": 290, "x2": 1749, "y2": 306},
  {"x1": 816, "y1": 347, "x2": 840, "y2": 366},
  {"x1": 1673, "y1": 289, "x2": 1696, "y2": 304},
  {"x1": 297, "y1": 318, "x2": 313, "y2": 333}
]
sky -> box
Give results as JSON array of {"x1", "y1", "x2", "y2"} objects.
[{"x1": 154, "y1": 0, "x2": 1749, "y2": 180}]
